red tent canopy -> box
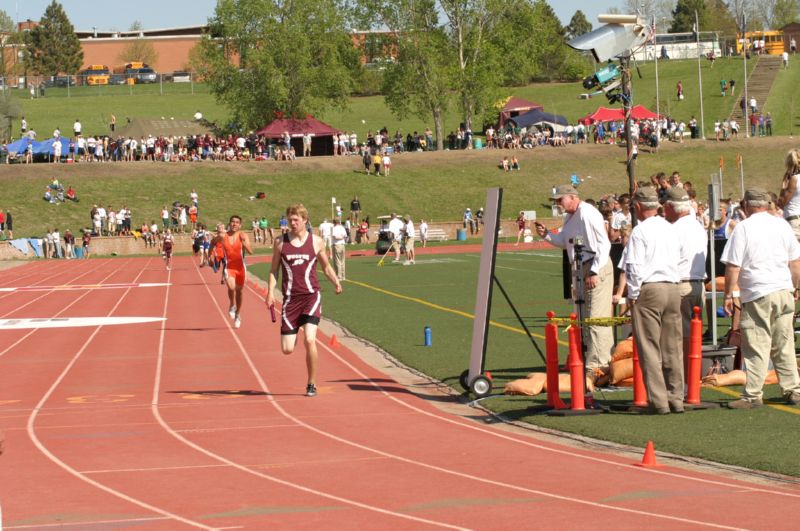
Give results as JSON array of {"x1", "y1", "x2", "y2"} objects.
[
  {"x1": 255, "y1": 115, "x2": 338, "y2": 138},
  {"x1": 579, "y1": 105, "x2": 661, "y2": 124},
  {"x1": 579, "y1": 107, "x2": 623, "y2": 124},
  {"x1": 499, "y1": 97, "x2": 543, "y2": 126},
  {"x1": 630, "y1": 105, "x2": 660, "y2": 120}
]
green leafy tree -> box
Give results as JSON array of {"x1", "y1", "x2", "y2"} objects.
[
  {"x1": 669, "y1": 0, "x2": 708, "y2": 32},
  {"x1": 193, "y1": 0, "x2": 360, "y2": 131},
  {"x1": 489, "y1": 1, "x2": 540, "y2": 85},
  {"x1": 376, "y1": 0, "x2": 452, "y2": 149},
  {"x1": 704, "y1": 0, "x2": 738, "y2": 37},
  {"x1": 565, "y1": 10, "x2": 592, "y2": 39},
  {"x1": 25, "y1": 1, "x2": 83, "y2": 75},
  {"x1": 770, "y1": 0, "x2": 798, "y2": 28},
  {"x1": 0, "y1": 9, "x2": 17, "y2": 78}
]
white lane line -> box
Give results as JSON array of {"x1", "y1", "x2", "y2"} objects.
[
  {"x1": 3, "y1": 516, "x2": 170, "y2": 529},
  {"x1": 0, "y1": 281, "x2": 170, "y2": 292},
  {"x1": 317, "y1": 333, "x2": 800, "y2": 502},
  {"x1": 0, "y1": 259, "x2": 112, "y2": 310},
  {"x1": 147, "y1": 265, "x2": 469, "y2": 530},
  {"x1": 0, "y1": 262, "x2": 131, "y2": 360},
  {"x1": 0, "y1": 316, "x2": 165, "y2": 330},
  {"x1": 25, "y1": 259, "x2": 213, "y2": 531}
]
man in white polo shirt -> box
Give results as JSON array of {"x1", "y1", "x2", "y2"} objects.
[
  {"x1": 664, "y1": 186, "x2": 707, "y2": 371},
  {"x1": 722, "y1": 187, "x2": 800, "y2": 409},
  {"x1": 623, "y1": 185, "x2": 683, "y2": 414},
  {"x1": 534, "y1": 184, "x2": 614, "y2": 378},
  {"x1": 331, "y1": 218, "x2": 347, "y2": 280}
]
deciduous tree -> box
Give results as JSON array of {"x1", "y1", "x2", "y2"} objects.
[
  {"x1": 193, "y1": 0, "x2": 360, "y2": 131},
  {"x1": 565, "y1": 10, "x2": 592, "y2": 40},
  {"x1": 118, "y1": 21, "x2": 159, "y2": 66},
  {"x1": 25, "y1": 1, "x2": 83, "y2": 75}
]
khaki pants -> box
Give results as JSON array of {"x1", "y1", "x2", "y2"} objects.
[
  {"x1": 333, "y1": 244, "x2": 346, "y2": 280},
  {"x1": 740, "y1": 290, "x2": 800, "y2": 400},
  {"x1": 631, "y1": 282, "x2": 684, "y2": 412},
  {"x1": 582, "y1": 260, "x2": 614, "y2": 372}
]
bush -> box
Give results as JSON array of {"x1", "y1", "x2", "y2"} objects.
[{"x1": 352, "y1": 68, "x2": 385, "y2": 97}]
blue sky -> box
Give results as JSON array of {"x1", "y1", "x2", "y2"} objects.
[{"x1": 10, "y1": 1, "x2": 626, "y2": 32}]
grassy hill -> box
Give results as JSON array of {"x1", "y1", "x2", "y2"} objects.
[
  {"x1": 14, "y1": 56, "x2": 798, "y2": 142},
  {"x1": 1, "y1": 136, "x2": 796, "y2": 238}
]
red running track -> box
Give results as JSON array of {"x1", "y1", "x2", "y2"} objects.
[{"x1": 0, "y1": 256, "x2": 798, "y2": 530}]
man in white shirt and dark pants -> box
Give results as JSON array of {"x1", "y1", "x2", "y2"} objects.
[
  {"x1": 623, "y1": 185, "x2": 683, "y2": 414},
  {"x1": 534, "y1": 184, "x2": 614, "y2": 378},
  {"x1": 722, "y1": 188, "x2": 800, "y2": 409},
  {"x1": 664, "y1": 186, "x2": 708, "y2": 372}
]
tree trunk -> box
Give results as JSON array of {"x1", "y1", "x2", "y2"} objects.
[{"x1": 433, "y1": 106, "x2": 444, "y2": 151}]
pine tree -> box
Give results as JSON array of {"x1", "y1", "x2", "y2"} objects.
[
  {"x1": 565, "y1": 10, "x2": 592, "y2": 40},
  {"x1": 669, "y1": 0, "x2": 707, "y2": 33},
  {"x1": 25, "y1": 1, "x2": 83, "y2": 75}
]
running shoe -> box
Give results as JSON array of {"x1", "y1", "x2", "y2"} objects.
[
  {"x1": 305, "y1": 384, "x2": 317, "y2": 397},
  {"x1": 229, "y1": 306, "x2": 237, "y2": 319},
  {"x1": 234, "y1": 316, "x2": 241, "y2": 329}
]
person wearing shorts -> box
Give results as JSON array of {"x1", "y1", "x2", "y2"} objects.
[
  {"x1": 215, "y1": 215, "x2": 252, "y2": 329},
  {"x1": 161, "y1": 229, "x2": 174, "y2": 270},
  {"x1": 266, "y1": 204, "x2": 342, "y2": 397}
]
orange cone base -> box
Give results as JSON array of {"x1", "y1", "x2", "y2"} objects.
[{"x1": 328, "y1": 334, "x2": 340, "y2": 348}]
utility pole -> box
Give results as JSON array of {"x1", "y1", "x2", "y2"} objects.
[
  {"x1": 622, "y1": 54, "x2": 635, "y2": 209},
  {"x1": 742, "y1": 13, "x2": 749, "y2": 138},
  {"x1": 695, "y1": 10, "x2": 706, "y2": 140}
]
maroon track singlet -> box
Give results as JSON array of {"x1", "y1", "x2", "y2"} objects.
[{"x1": 280, "y1": 232, "x2": 319, "y2": 296}]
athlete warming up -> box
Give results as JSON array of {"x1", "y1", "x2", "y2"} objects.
[
  {"x1": 266, "y1": 204, "x2": 342, "y2": 397},
  {"x1": 213, "y1": 215, "x2": 253, "y2": 329}
]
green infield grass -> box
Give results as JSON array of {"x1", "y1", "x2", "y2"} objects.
[{"x1": 251, "y1": 249, "x2": 800, "y2": 477}]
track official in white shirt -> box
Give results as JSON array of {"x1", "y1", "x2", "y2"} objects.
[
  {"x1": 535, "y1": 184, "x2": 614, "y2": 376},
  {"x1": 664, "y1": 186, "x2": 708, "y2": 371},
  {"x1": 622, "y1": 185, "x2": 684, "y2": 414},
  {"x1": 721, "y1": 188, "x2": 800, "y2": 409}
]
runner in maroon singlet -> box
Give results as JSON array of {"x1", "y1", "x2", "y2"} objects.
[{"x1": 266, "y1": 204, "x2": 342, "y2": 397}]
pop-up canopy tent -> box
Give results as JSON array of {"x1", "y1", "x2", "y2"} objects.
[
  {"x1": 256, "y1": 115, "x2": 338, "y2": 156},
  {"x1": 4, "y1": 136, "x2": 72, "y2": 159},
  {"x1": 510, "y1": 108, "x2": 569, "y2": 132},
  {"x1": 498, "y1": 97, "x2": 543, "y2": 127},
  {"x1": 579, "y1": 105, "x2": 661, "y2": 124}
]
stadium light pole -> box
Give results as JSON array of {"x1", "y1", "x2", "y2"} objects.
[
  {"x1": 742, "y1": 14, "x2": 749, "y2": 138},
  {"x1": 695, "y1": 10, "x2": 706, "y2": 140},
  {"x1": 652, "y1": 15, "x2": 660, "y2": 144}
]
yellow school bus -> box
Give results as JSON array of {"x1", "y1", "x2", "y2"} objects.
[
  {"x1": 82, "y1": 64, "x2": 110, "y2": 85},
  {"x1": 737, "y1": 30, "x2": 785, "y2": 55}
]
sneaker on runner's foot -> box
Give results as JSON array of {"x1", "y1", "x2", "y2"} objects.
[
  {"x1": 234, "y1": 316, "x2": 241, "y2": 329},
  {"x1": 306, "y1": 384, "x2": 317, "y2": 397},
  {"x1": 229, "y1": 306, "x2": 237, "y2": 319}
]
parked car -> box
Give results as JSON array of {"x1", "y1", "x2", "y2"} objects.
[
  {"x1": 124, "y1": 67, "x2": 157, "y2": 84},
  {"x1": 109, "y1": 74, "x2": 127, "y2": 85},
  {"x1": 43, "y1": 75, "x2": 76, "y2": 88},
  {"x1": 172, "y1": 71, "x2": 191, "y2": 83}
]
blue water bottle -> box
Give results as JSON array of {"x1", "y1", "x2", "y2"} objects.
[{"x1": 424, "y1": 326, "x2": 432, "y2": 347}]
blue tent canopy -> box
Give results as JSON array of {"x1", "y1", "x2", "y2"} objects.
[
  {"x1": 5, "y1": 137, "x2": 32, "y2": 154},
  {"x1": 4, "y1": 136, "x2": 71, "y2": 156},
  {"x1": 510, "y1": 109, "x2": 569, "y2": 129}
]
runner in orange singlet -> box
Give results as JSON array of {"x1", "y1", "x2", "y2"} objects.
[{"x1": 215, "y1": 215, "x2": 252, "y2": 329}]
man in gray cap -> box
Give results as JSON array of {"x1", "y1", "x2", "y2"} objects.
[
  {"x1": 622, "y1": 185, "x2": 684, "y2": 414},
  {"x1": 534, "y1": 184, "x2": 614, "y2": 377},
  {"x1": 721, "y1": 187, "x2": 800, "y2": 408},
  {"x1": 664, "y1": 186, "x2": 707, "y2": 372}
]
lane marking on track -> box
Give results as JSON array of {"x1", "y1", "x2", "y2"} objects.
[
  {"x1": 0, "y1": 316, "x2": 165, "y2": 330},
  {"x1": 0, "y1": 282, "x2": 170, "y2": 293},
  {"x1": 3, "y1": 516, "x2": 171, "y2": 529},
  {"x1": 25, "y1": 259, "x2": 215, "y2": 530},
  {"x1": 345, "y1": 279, "x2": 565, "y2": 345},
  {"x1": 318, "y1": 339, "x2": 800, "y2": 501},
  {"x1": 146, "y1": 266, "x2": 470, "y2": 530}
]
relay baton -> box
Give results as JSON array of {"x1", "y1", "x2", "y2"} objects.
[{"x1": 269, "y1": 303, "x2": 277, "y2": 323}]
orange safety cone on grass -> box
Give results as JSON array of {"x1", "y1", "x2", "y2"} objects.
[{"x1": 635, "y1": 440, "x2": 663, "y2": 468}]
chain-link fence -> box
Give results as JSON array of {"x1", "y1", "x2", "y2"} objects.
[{"x1": 0, "y1": 73, "x2": 207, "y2": 98}]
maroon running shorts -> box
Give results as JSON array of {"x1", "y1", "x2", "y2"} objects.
[{"x1": 280, "y1": 292, "x2": 322, "y2": 335}]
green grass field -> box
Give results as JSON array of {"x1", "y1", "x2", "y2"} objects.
[
  {"x1": 15, "y1": 56, "x2": 799, "y2": 141},
  {"x1": 251, "y1": 250, "x2": 800, "y2": 477}
]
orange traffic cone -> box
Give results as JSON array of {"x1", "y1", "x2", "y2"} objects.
[
  {"x1": 635, "y1": 440, "x2": 663, "y2": 468},
  {"x1": 329, "y1": 334, "x2": 340, "y2": 348}
]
